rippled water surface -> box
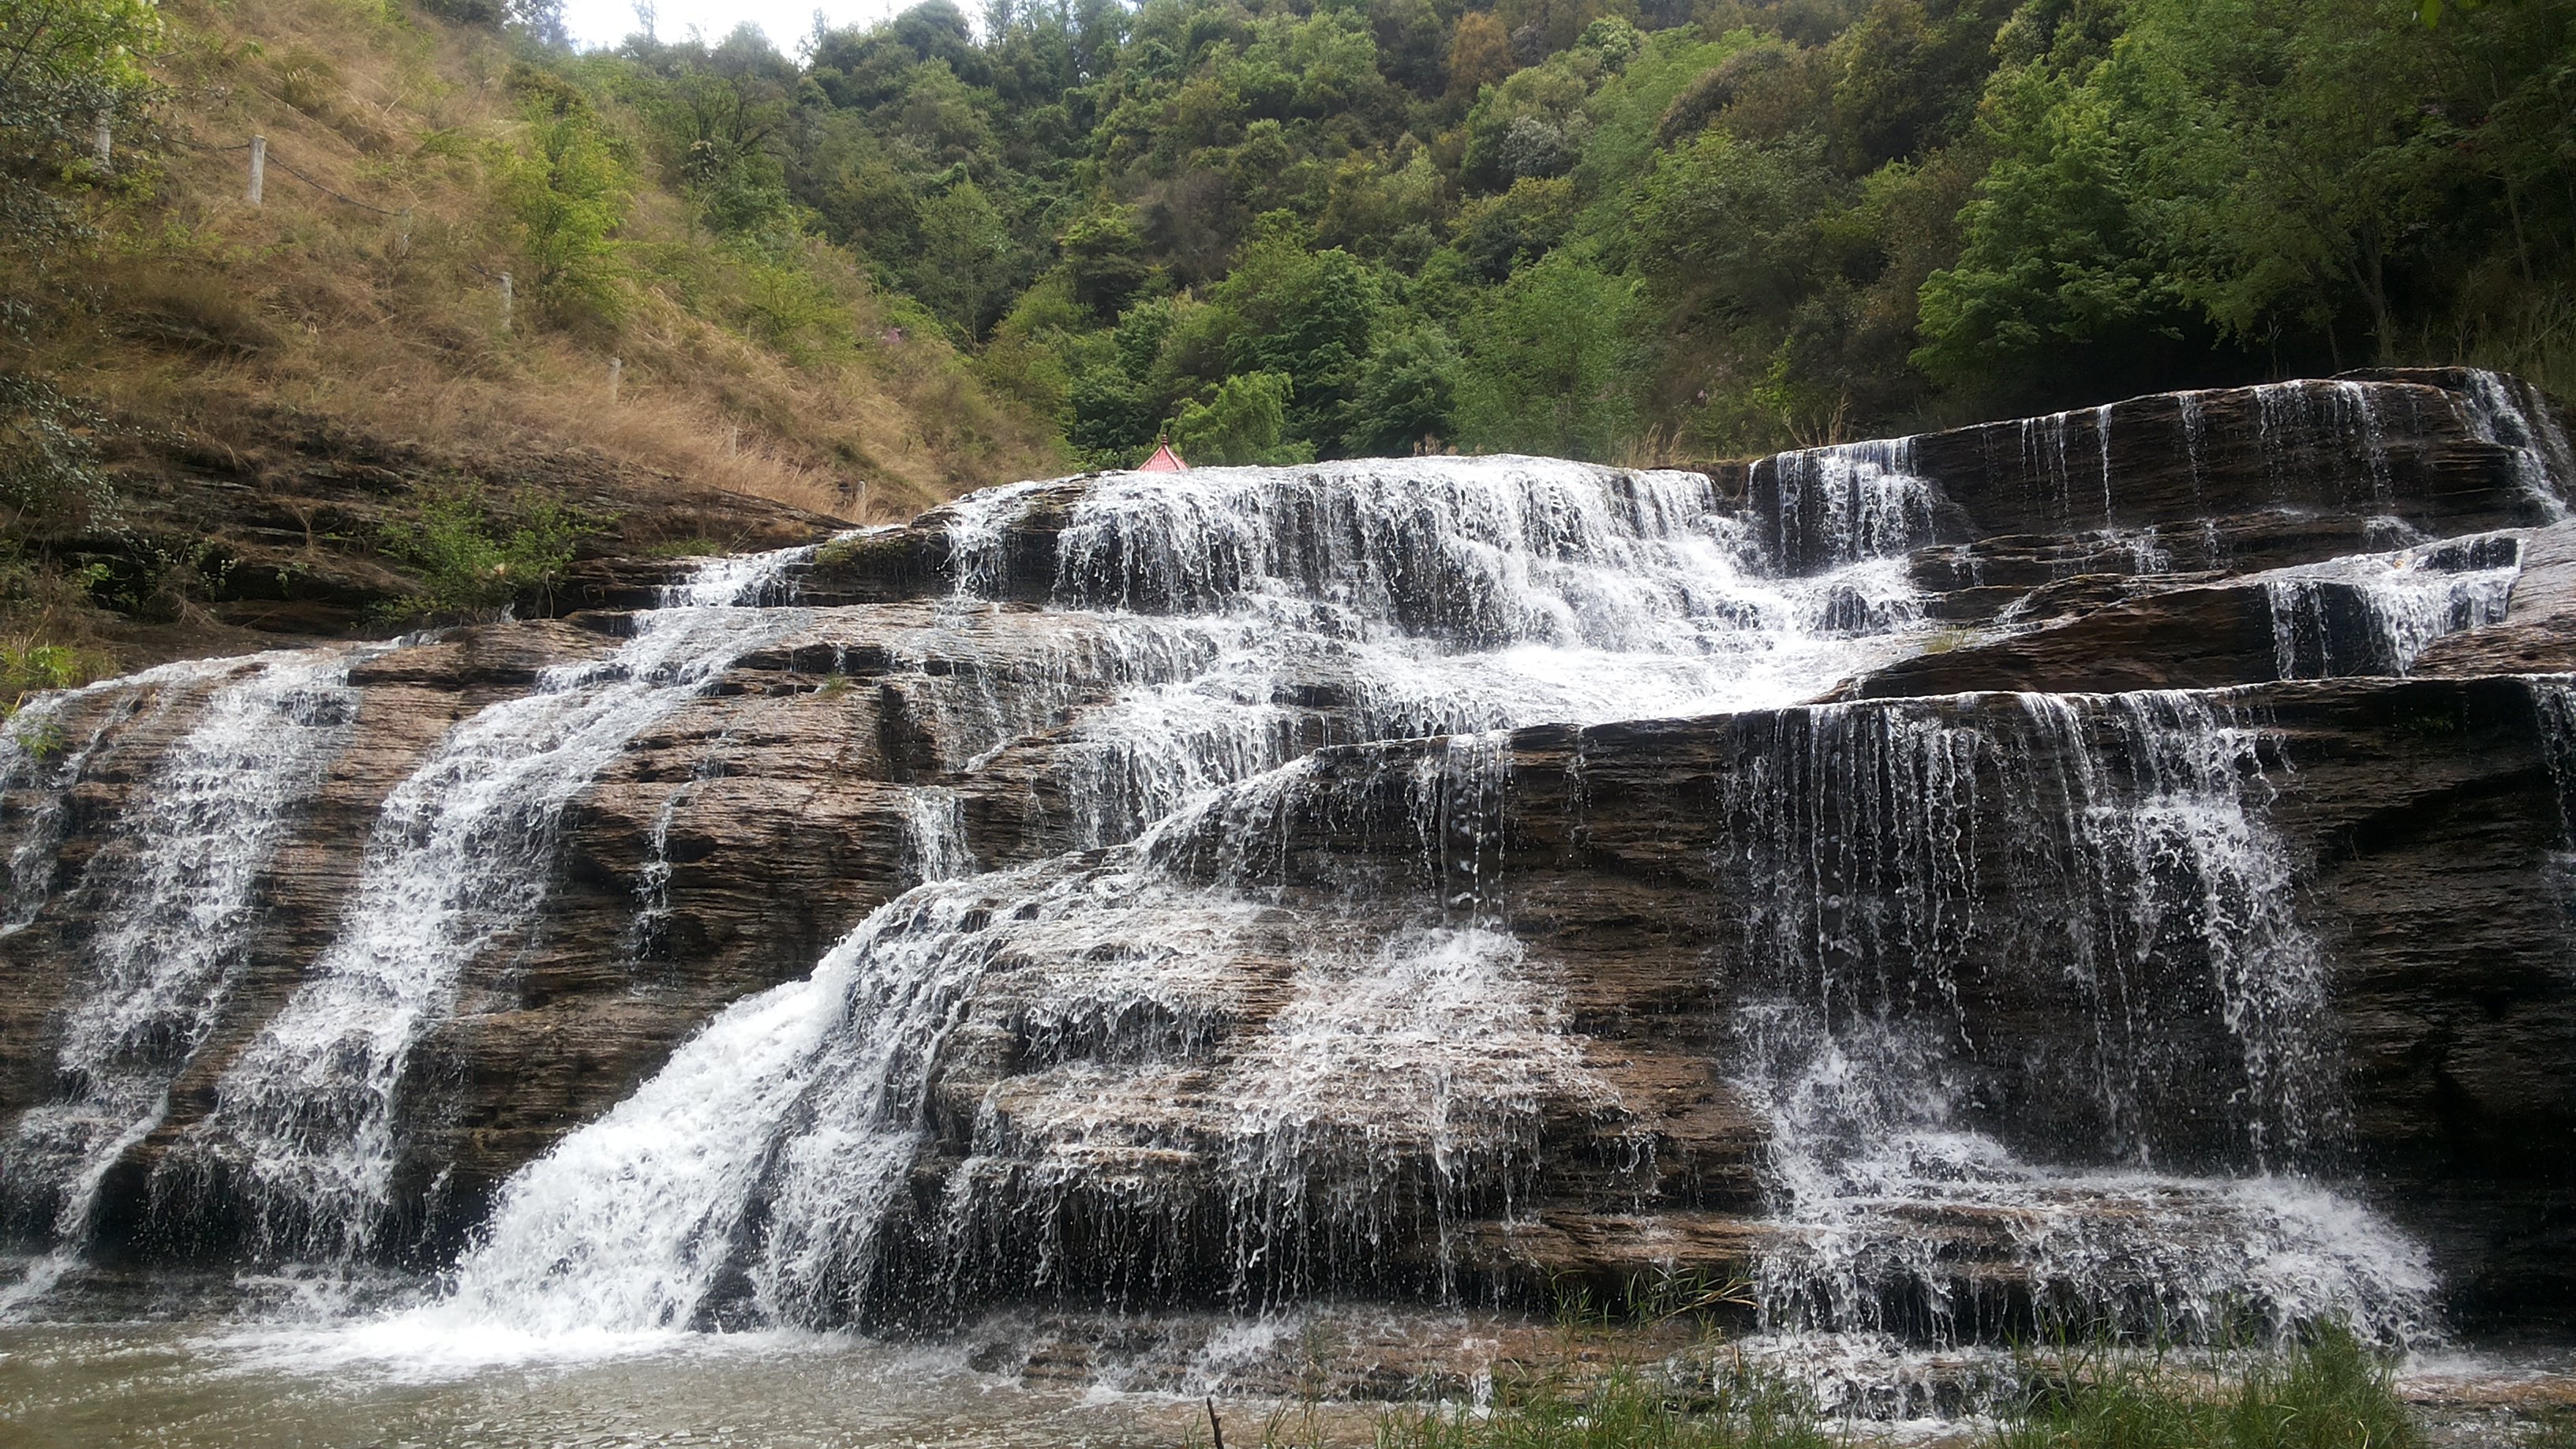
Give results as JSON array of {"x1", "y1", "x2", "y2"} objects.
[
  {"x1": 0, "y1": 1324, "x2": 1232, "y2": 1449},
  {"x1": 6, "y1": 1318, "x2": 2574, "y2": 1448}
]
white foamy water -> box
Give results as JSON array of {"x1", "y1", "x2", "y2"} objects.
[
  {"x1": 421, "y1": 865, "x2": 1067, "y2": 1339},
  {"x1": 2458, "y1": 367, "x2": 2576, "y2": 520},
  {"x1": 0, "y1": 648, "x2": 374, "y2": 1315},
  {"x1": 167, "y1": 547, "x2": 814, "y2": 1261},
  {"x1": 381, "y1": 732, "x2": 1621, "y2": 1349},
  {"x1": 0, "y1": 655, "x2": 249, "y2": 933},
  {"x1": 2262, "y1": 533, "x2": 2522, "y2": 678},
  {"x1": 887, "y1": 455, "x2": 1938, "y2": 846},
  {"x1": 1727, "y1": 690, "x2": 2430, "y2": 1346},
  {"x1": 1750, "y1": 437, "x2": 1942, "y2": 572},
  {"x1": 307, "y1": 458, "x2": 2458, "y2": 1367},
  {"x1": 8, "y1": 430, "x2": 2547, "y2": 1409}
]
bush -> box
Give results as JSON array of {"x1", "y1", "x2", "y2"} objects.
[
  {"x1": 0, "y1": 373, "x2": 120, "y2": 526},
  {"x1": 1169, "y1": 370, "x2": 1313, "y2": 466},
  {"x1": 0, "y1": 638, "x2": 89, "y2": 717},
  {"x1": 1455, "y1": 252, "x2": 1646, "y2": 459},
  {"x1": 0, "y1": 0, "x2": 163, "y2": 252},
  {"x1": 378, "y1": 485, "x2": 586, "y2": 623},
  {"x1": 492, "y1": 73, "x2": 632, "y2": 326}
]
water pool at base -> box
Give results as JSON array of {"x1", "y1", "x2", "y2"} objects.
[
  {"x1": 7, "y1": 1316, "x2": 2574, "y2": 1449},
  {"x1": 0, "y1": 1324, "x2": 1217, "y2": 1449}
]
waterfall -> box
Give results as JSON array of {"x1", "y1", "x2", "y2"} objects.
[
  {"x1": 0, "y1": 649, "x2": 369, "y2": 1312},
  {"x1": 1751, "y1": 438, "x2": 1940, "y2": 573},
  {"x1": 2178, "y1": 390, "x2": 2210, "y2": 511},
  {"x1": 0, "y1": 657, "x2": 245, "y2": 932},
  {"x1": 2458, "y1": 368, "x2": 2576, "y2": 520},
  {"x1": 904, "y1": 787, "x2": 973, "y2": 883},
  {"x1": 163, "y1": 547, "x2": 814, "y2": 1261},
  {"x1": 2262, "y1": 534, "x2": 2520, "y2": 679},
  {"x1": 2254, "y1": 380, "x2": 2395, "y2": 506},
  {"x1": 2016, "y1": 409, "x2": 2095, "y2": 531},
  {"x1": 1724, "y1": 691, "x2": 2430, "y2": 1343},
  {"x1": 897, "y1": 457, "x2": 1935, "y2": 852},
  {"x1": 952, "y1": 458, "x2": 1763, "y2": 645},
  {"x1": 415, "y1": 875, "x2": 1014, "y2": 1339},
  {"x1": 2526, "y1": 676, "x2": 2576, "y2": 862},
  {"x1": 11, "y1": 403, "x2": 2559, "y2": 1392},
  {"x1": 415, "y1": 735, "x2": 1619, "y2": 1335}
]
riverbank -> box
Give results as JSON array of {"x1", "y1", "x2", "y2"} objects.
[{"x1": 5, "y1": 1311, "x2": 2573, "y2": 1449}]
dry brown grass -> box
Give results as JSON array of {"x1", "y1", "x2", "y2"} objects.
[{"x1": 34, "y1": 0, "x2": 1062, "y2": 524}]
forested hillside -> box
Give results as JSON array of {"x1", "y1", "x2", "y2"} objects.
[
  {"x1": 0, "y1": 0, "x2": 1058, "y2": 691},
  {"x1": 0, "y1": 0, "x2": 2569, "y2": 687},
  {"x1": 607, "y1": 0, "x2": 2573, "y2": 463}
]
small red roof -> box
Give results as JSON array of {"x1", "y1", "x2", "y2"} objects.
[{"x1": 1139, "y1": 439, "x2": 1188, "y2": 472}]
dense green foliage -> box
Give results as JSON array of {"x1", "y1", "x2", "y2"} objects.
[
  {"x1": 545, "y1": 0, "x2": 2571, "y2": 463},
  {"x1": 378, "y1": 485, "x2": 586, "y2": 623},
  {"x1": 0, "y1": 0, "x2": 163, "y2": 253}
]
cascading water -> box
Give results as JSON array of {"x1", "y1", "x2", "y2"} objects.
[
  {"x1": 2016, "y1": 407, "x2": 2105, "y2": 531},
  {"x1": 192, "y1": 438, "x2": 2478, "y2": 1375},
  {"x1": 415, "y1": 733, "x2": 1623, "y2": 1339},
  {"x1": 2255, "y1": 380, "x2": 2397, "y2": 507},
  {"x1": 1751, "y1": 438, "x2": 1941, "y2": 577},
  {"x1": 9, "y1": 376, "x2": 2567, "y2": 1427},
  {"x1": 2263, "y1": 534, "x2": 2521, "y2": 678},
  {"x1": 896, "y1": 455, "x2": 1938, "y2": 850},
  {"x1": 2458, "y1": 368, "x2": 2576, "y2": 519},
  {"x1": 1721, "y1": 691, "x2": 2432, "y2": 1346},
  {"x1": 0, "y1": 657, "x2": 244, "y2": 933},
  {"x1": 159, "y1": 547, "x2": 816, "y2": 1262},
  {"x1": 0, "y1": 649, "x2": 371, "y2": 1312}
]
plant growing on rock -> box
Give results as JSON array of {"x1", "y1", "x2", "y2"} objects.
[{"x1": 377, "y1": 484, "x2": 586, "y2": 623}]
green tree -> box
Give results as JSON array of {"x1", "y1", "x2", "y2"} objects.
[
  {"x1": 638, "y1": 27, "x2": 801, "y2": 242},
  {"x1": 1061, "y1": 208, "x2": 1152, "y2": 320},
  {"x1": 1913, "y1": 61, "x2": 2189, "y2": 395},
  {"x1": 1632, "y1": 131, "x2": 1850, "y2": 328},
  {"x1": 1208, "y1": 226, "x2": 1384, "y2": 452},
  {"x1": 1456, "y1": 253, "x2": 1645, "y2": 459},
  {"x1": 0, "y1": 0, "x2": 163, "y2": 245},
  {"x1": 2134, "y1": 0, "x2": 2459, "y2": 365},
  {"x1": 492, "y1": 76, "x2": 632, "y2": 324},
  {"x1": 912, "y1": 176, "x2": 1014, "y2": 339},
  {"x1": 1167, "y1": 370, "x2": 1313, "y2": 465},
  {"x1": 1345, "y1": 326, "x2": 1462, "y2": 455}
]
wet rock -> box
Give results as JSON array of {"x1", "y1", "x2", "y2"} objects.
[{"x1": 3, "y1": 370, "x2": 2573, "y2": 1344}]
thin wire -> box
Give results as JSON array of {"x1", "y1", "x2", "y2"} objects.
[
  {"x1": 170, "y1": 135, "x2": 410, "y2": 215},
  {"x1": 266, "y1": 152, "x2": 407, "y2": 215}
]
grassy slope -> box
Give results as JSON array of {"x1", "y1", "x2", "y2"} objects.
[{"x1": 39, "y1": 0, "x2": 1061, "y2": 530}]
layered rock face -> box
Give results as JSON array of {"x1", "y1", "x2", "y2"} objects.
[{"x1": 1, "y1": 369, "x2": 2571, "y2": 1349}]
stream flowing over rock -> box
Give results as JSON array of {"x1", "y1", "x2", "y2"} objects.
[{"x1": 2, "y1": 367, "x2": 2573, "y2": 1382}]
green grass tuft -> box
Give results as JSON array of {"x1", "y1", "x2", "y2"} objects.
[{"x1": 1989, "y1": 1323, "x2": 2421, "y2": 1449}]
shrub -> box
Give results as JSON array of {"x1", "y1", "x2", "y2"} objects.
[
  {"x1": 1169, "y1": 370, "x2": 1313, "y2": 466},
  {"x1": 0, "y1": 373, "x2": 120, "y2": 526},
  {"x1": 378, "y1": 485, "x2": 586, "y2": 623},
  {"x1": 491, "y1": 73, "x2": 632, "y2": 326}
]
